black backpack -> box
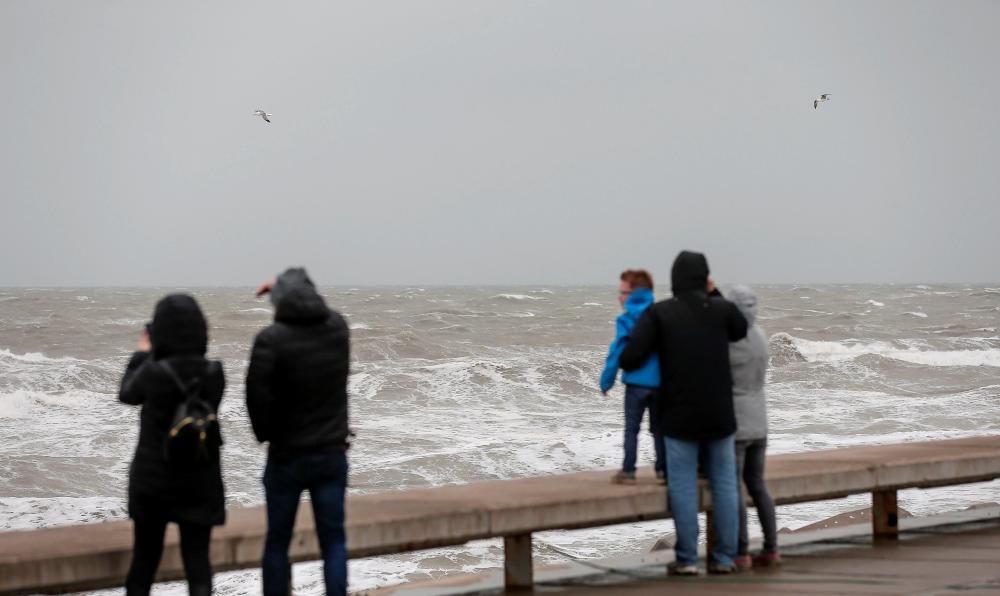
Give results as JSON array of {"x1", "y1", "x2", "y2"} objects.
[{"x1": 160, "y1": 360, "x2": 220, "y2": 465}]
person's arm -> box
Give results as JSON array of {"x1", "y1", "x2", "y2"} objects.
[
  {"x1": 246, "y1": 329, "x2": 278, "y2": 443},
  {"x1": 620, "y1": 308, "x2": 658, "y2": 371},
  {"x1": 119, "y1": 351, "x2": 152, "y2": 405},
  {"x1": 599, "y1": 318, "x2": 628, "y2": 394},
  {"x1": 727, "y1": 302, "x2": 749, "y2": 342},
  {"x1": 204, "y1": 360, "x2": 226, "y2": 411}
]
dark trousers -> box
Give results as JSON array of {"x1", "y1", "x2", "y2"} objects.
[
  {"x1": 125, "y1": 515, "x2": 212, "y2": 596},
  {"x1": 263, "y1": 449, "x2": 348, "y2": 596},
  {"x1": 736, "y1": 438, "x2": 778, "y2": 555},
  {"x1": 622, "y1": 385, "x2": 665, "y2": 474}
]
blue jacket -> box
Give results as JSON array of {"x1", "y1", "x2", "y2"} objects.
[{"x1": 600, "y1": 288, "x2": 660, "y2": 392}]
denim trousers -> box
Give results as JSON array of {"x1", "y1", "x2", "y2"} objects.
[
  {"x1": 665, "y1": 434, "x2": 738, "y2": 566},
  {"x1": 736, "y1": 438, "x2": 778, "y2": 555},
  {"x1": 262, "y1": 449, "x2": 349, "y2": 596},
  {"x1": 622, "y1": 385, "x2": 666, "y2": 474}
]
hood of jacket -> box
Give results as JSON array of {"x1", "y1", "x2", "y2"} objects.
[
  {"x1": 623, "y1": 287, "x2": 655, "y2": 322},
  {"x1": 671, "y1": 251, "x2": 710, "y2": 295},
  {"x1": 150, "y1": 294, "x2": 208, "y2": 359},
  {"x1": 723, "y1": 284, "x2": 758, "y2": 327},
  {"x1": 270, "y1": 267, "x2": 331, "y2": 324}
]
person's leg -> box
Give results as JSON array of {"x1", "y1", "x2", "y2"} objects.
[
  {"x1": 735, "y1": 441, "x2": 750, "y2": 557},
  {"x1": 308, "y1": 450, "x2": 349, "y2": 596},
  {"x1": 704, "y1": 434, "x2": 739, "y2": 567},
  {"x1": 262, "y1": 456, "x2": 305, "y2": 596},
  {"x1": 743, "y1": 439, "x2": 778, "y2": 553},
  {"x1": 652, "y1": 424, "x2": 667, "y2": 479},
  {"x1": 665, "y1": 437, "x2": 700, "y2": 566},
  {"x1": 125, "y1": 514, "x2": 169, "y2": 596},
  {"x1": 621, "y1": 386, "x2": 642, "y2": 474},
  {"x1": 179, "y1": 523, "x2": 213, "y2": 596}
]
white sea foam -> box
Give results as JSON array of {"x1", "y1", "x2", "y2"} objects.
[
  {"x1": 349, "y1": 323, "x2": 371, "y2": 330},
  {"x1": 0, "y1": 349, "x2": 80, "y2": 364},
  {"x1": 785, "y1": 335, "x2": 1000, "y2": 367},
  {"x1": 904, "y1": 311, "x2": 929, "y2": 318},
  {"x1": 238, "y1": 307, "x2": 272, "y2": 314},
  {"x1": 492, "y1": 294, "x2": 543, "y2": 301},
  {"x1": 865, "y1": 300, "x2": 885, "y2": 307},
  {"x1": 582, "y1": 303, "x2": 602, "y2": 307},
  {"x1": 0, "y1": 497, "x2": 126, "y2": 531}
]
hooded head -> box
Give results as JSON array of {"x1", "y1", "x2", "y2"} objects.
[
  {"x1": 269, "y1": 267, "x2": 331, "y2": 323},
  {"x1": 670, "y1": 251, "x2": 710, "y2": 295},
  {"x1": 723, "y1": 284, "x2": 758, "y2": 326},
  {"x1": 149, "y1": 294, "x2": 208, "y2": 359}
]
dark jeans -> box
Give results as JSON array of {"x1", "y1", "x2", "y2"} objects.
[
  {"x1": 622, "y1": 385, "x2": 665, "y2": 474},
  {"x1": 736, "y1": 438, "x2": 778, "y2": 555},
  {"x1": 125, "y1": 515, "x2": 212, "y2": 596},
  {"x1": 263, "y1": 449, "x2": 348, "y2": 596}
]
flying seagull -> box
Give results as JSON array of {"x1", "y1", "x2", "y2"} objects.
[
  {"x1": 813, "y1": 94, "x2": 831, "y2": 109},
  {"x1": 253, "y1": 110, "x2": 272, "y2": 123}
]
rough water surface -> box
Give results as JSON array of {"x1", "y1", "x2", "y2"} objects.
[{"x1": 1, "y1": 285, "x2": 998, "y2": 593}]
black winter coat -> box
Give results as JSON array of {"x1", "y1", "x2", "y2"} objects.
[
  {"x1": 620, "y1": 252, "x2": 748, "y2": 441},
  {"x1": 246, "y1": 269, "x2": 350, "y2": 459},
  {"x1": 120, "y1": 352, "x2": 226, "y2": 526}
]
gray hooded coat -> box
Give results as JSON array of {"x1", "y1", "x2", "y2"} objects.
[{"x1": 725, "y1": 285, "x2": 769, "y2": 442}]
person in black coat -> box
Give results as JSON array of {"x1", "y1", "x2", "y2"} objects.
[
  {"x1": 620, "y1": 251, "x2": 747, "y2": 575},
  {"x1": 246, "y1": 268, "x2": 350, "y2": 596},
  {"x1": 119, "y1": 294, "x2": 225, "y2": 596}
]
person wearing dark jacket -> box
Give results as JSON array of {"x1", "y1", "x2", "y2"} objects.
[
  {"x1": 246, "y1": 268, "x2": 351, "y2": 596},
  {"x1": 620, "y1": 251, "x2": 748, "y2": 575},
  {"x1": 119, "y1": 294, "x2": 226, "y2": 596}
]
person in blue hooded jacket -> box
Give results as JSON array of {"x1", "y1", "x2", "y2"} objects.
[{"x1": 600, "y1": 269, "x2": 666, "y2": 484}]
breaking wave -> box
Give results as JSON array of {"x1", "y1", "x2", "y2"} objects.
[{"x1": 770, "y1": 333, "x2": 1000, "y2": 368}]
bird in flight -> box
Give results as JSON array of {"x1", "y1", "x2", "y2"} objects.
[
  {"x1": 253, "y1": 110, "x2": 272, "y2": 123},
  {"x1": 813, "y1": 94, "x2": 831, "y2": 109}
]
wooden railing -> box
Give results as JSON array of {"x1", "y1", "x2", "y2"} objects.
[{"x1": 2, "y1": 435, "x2": 999, "y2": 594}]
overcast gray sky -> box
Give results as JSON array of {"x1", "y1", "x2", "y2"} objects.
[{"x1": 2, "y1": 1, "x2": 998, "y2": 286}]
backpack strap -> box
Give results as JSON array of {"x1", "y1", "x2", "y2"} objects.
[{"x1": 159, "y1": 359, "x2": 208, "y2": 400}]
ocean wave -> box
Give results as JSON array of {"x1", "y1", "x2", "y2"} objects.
[
  {"x1": 773, "y1": 334, "x2": 1000, "y2": 368},
  {"x1": 491, "y1": 294, "x2": 544, "y2": 301},
  {"x1": 238, "y1": 307, "x2": 272, "y2": 314},
  {"x1": 865, "y1": 300, "x2": 885, "y2": 307},
  {"x1": 0, "y1": 348, "x2": 80, "y2": 364},
  {"x1": 903, "y1": 311, "x2": 929, "y2": 318}
]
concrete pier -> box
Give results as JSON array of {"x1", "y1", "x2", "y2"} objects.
[{"x1": 1, "y1": 436, "x2": 999, "y2": 594}]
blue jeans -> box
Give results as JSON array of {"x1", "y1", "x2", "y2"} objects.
[
  {"x1": 262, "y1": 450, "x2": 348, "y2": 596},
  {"x1": 665, "y1": 435, "x2": 738, "y2": 567},
  {"x1": 622, "y1": 385, "x2": 665, "y2": 474},
  {"x1": 736, "y1": 438, "x2": 777, "y2": 555}
]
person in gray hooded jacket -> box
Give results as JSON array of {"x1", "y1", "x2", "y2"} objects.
[{"x1": 724, "y1": 284, "x2": 780, "y2": 569}]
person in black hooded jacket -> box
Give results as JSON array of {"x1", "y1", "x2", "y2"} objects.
[
  {"x1": 119, "y1": 294, "x2": 226, "y2": 596},
  {"x1": 620, "y1": 251, "x2": 747, "y2": 575},
  {"x1": 246, "y1": 267, "x2": 350, "y2": 596}
]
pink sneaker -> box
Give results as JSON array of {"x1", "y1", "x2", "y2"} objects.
[
  {"x1": 734, "y1": 555, "x2": 752, "y2": 571},
  {"x1": 753, "y1": 551, "x2": 782, "y2": 568}
]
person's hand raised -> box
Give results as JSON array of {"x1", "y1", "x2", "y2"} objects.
[{"x1": 255, "y1": 279, "x2": 275, "y2": 298}]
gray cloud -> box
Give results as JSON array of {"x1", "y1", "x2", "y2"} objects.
[{"x1": 2, "y1": 1, "x2": 998, "y2": 286}]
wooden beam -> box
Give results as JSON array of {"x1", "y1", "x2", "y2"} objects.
[
  {"x1": 503, "y1": 534, "x2": 533, "y2": 589},
  {"x1": 872, "y1": 489, "x2": 899, "y2": 540}
]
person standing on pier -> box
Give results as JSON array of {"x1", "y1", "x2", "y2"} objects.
[
  {"x1": 119, "y1": 295, "x2": 226, "y2": 596},
  {"x1": 723, "y1": 284, "x2": 780, "y2": 570},
  {"x1": 247, "y1": 268, "x2": 352, "y2": 596},
  {"x1": 599, "y1": 269, "x2": 666, "y2": 484},
  {"x1": 620, "y1": 251, "x2": 747, "y2": 575}
]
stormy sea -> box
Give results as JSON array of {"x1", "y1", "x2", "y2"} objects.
[{"x1": 1, "y1": 284, "x2": 998, "y2": 594}]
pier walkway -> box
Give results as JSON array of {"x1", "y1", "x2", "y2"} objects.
[{"x1": 1, "y1": 436, "x2": 999, "y2": 594}]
